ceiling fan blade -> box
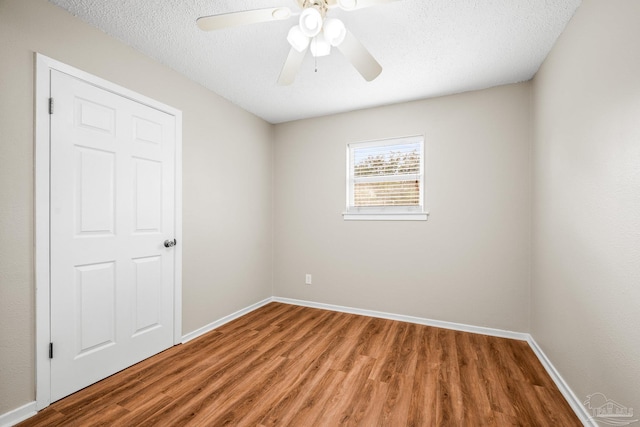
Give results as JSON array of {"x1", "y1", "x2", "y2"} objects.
[
  {"x1": 337, "y1": 30, "x2": 382, "y2": 81},
  {"x1": 278, "y1": 47, "x2": 307, "y2": 85},
  {"x1": 197, "y1": 7, "x2": 292, "y2": 31}
]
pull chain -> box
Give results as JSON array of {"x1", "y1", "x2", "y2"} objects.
[{"x1": 312, "y1": 36, "x2": 318, "y2": 73}]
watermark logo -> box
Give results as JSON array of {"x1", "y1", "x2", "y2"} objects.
[{"x1": 584, "y1": 393, "x2": 638, "y2": 426}]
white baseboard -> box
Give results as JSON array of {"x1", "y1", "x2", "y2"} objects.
[
  {"x1": 2, "y1": 296, "x2": 590, "y2": 427},
  {"x1": 526, "y1": 337, "x2": 595, "y2": 426},
  {"x1": 181, "y1": 297, "x2": 273, "y2": 343},
  {"x1": 0, "y1": 401, "x2": 37, "y2": 427},
  {"x1": 272, "y1": 296, "x2": 529, "y2": 341},
  {"x1": 275, "y1": 297, "x2": 592, "y2": 425}
]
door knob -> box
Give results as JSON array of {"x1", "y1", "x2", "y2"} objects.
[{"x1": 164, "y1": 239, "x2": 177, "y2": 248}]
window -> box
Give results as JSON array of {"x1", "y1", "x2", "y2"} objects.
[{"x1": 344, "y1": 135, "x2": 427, "y2": 221}]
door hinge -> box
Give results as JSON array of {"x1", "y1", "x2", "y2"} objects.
[
  {"x1": 48, "y1": 98, "x2": 54, "y2": 115},
  {"x1": 49, "y1": 342, "x2": 53, "y2": 359}
]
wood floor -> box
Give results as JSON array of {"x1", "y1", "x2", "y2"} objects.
[{"x1": 20, "y1": 302, "x2": 581, "y2": 426}]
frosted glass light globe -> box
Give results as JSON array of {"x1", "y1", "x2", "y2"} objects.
[
  {"x1": 299, "y1": 8, "x2": 323, "y2": 37},
  {"x1": 310, "y1": 33, "x2": 331, "y2": 57},
  {"x1": 323, "y1": 18, "x2": 346, "y2": 46},
  {"x1": 338, "y1": 0, "x2": 357, "y2": 10},
  {"x1": 287, "y1": 25, "x2": 310, "y2": 52}
]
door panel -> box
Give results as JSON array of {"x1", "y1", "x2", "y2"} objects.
[
  {"x1": 132, "y1": 255, "x2": 163, "y2": 335},
  {"x1": 133, "y1": 116, "x2": 163, "y2": 145},
  {"x1": 50, "y1": 70, "x2": 176, "y2": 402},
  {"x1": 75, "y1": 97, "x2": 116, "y2": 134},
  {"x1": 134, "y1": 158, "x2": 162, "y2": 232},
  {"x1": 75, "y1": 262, "x2": 116, "y2": 355},
  {"x1": 75, "y1": 147, "x2": 115, "y2": 235}
]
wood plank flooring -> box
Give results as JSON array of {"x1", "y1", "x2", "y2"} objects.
[{"x1": 20, "y1": 302, "x2": 581, "y2": 426}]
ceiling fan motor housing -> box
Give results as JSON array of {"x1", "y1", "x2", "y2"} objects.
[{"x1": 300, "y1": 0, "x2": 328, "y2": 14}]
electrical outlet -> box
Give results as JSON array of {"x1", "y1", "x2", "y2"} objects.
[{"x1": 305, "y1": 274, "x2": 312, "y2": 285}]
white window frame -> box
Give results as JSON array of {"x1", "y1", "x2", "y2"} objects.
[{"x1": 343, "y1": 135, "x2": 428, "y2": 221}]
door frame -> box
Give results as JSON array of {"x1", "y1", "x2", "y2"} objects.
[{"x1": 34, "y1": 53, "x2": 183, "y2": 410}]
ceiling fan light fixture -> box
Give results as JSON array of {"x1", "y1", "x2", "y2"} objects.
[
  {"x1": 337, "y1": 0, "x2": 357, "y2": 10},
  {"x1": 310, "y1": 32, "x2": 331, "y2": 57},
  {"x1": 299, "y1": 7, "x2": 323, "y2": 37},
  {"x1": 287, "y1": 25, "x2": 310, "y2": 52},
  {"x1": 323, "y1": 18, "x2": 346, "y2": 46}
]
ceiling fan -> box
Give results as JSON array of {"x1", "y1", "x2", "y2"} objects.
[{"x1": 197, "y1": 0, "x2": 399, "y2": 85}]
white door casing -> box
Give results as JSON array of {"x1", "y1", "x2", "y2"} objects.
[{"x1": 35, "y1": 54, "x2": 183, "y2": 408}]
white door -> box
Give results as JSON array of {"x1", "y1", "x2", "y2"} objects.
[{"x1": 49, "y1": 70, "x2": 177, "y2": 401}]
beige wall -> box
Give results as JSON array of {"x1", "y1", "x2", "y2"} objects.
[
  {"x1": 273, "y1": 83, "x2": 532, "y2": 332},
  {"x1": 4, "y1": 0, "x2": 638, "y2": 421},
  {"x1": 0, "y1": 0, "x2": 273, "y2": 413},
  {"x1": 532, "y1": 0, "x2": 640, "y2": 414}
]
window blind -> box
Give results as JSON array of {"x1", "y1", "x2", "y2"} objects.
[{"x1": 348, "y1": 137, "x2": 424, "y2": 210}]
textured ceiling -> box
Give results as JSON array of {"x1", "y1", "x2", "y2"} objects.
[{"x1": 48, "y1": 0, "x2": 581, "y2": 124}]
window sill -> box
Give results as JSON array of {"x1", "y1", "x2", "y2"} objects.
[{"x1": 342, "y1": 212, "x2": 429, "y2": 221}]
